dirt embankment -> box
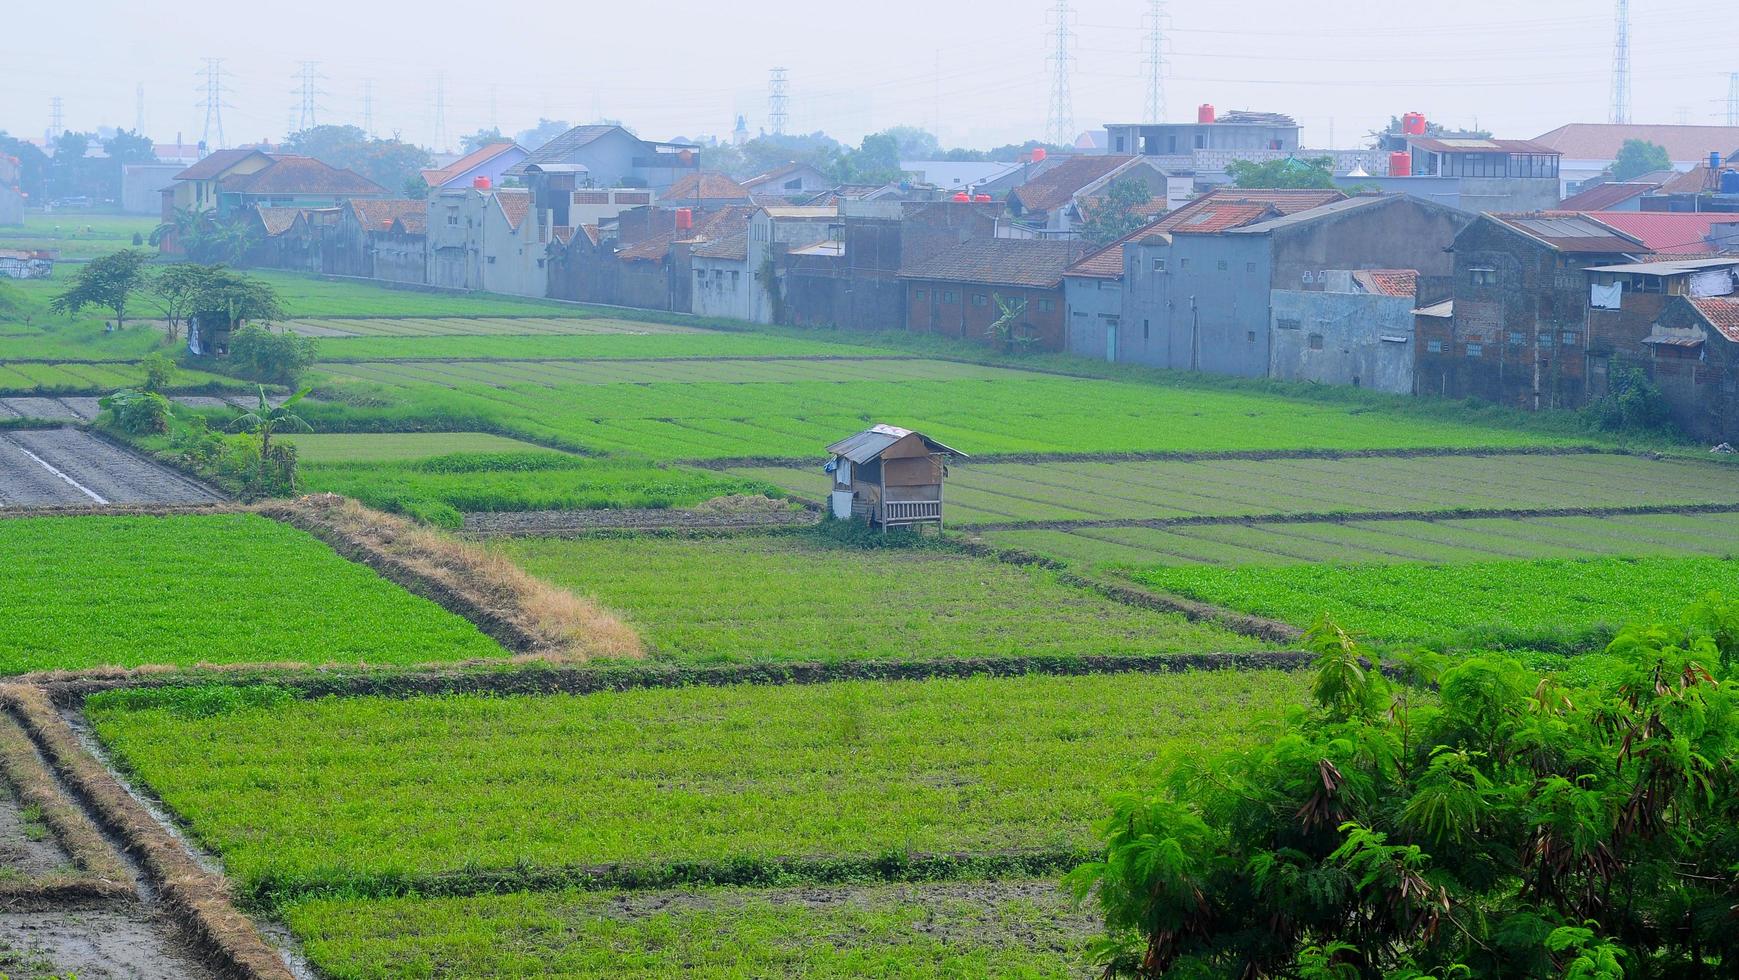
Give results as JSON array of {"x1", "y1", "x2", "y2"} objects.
[{"x1": 259, "y1": 494, "x2": 642, "y2": 662}]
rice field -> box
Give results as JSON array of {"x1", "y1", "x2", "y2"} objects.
[
  {"x1": 276, "y1": 315, "x2": 712, "y2": 337},
  {"x1": 314, "y1": 333, "x2": 904, "y2": 361},
  {"x1": 0, "y1": 514, "x2": 501, "y2": 674},
  {"x1": 984, "y1": 512, "x2": 1739, "y2": 569},
  {"x1": 497, "y1": 532, "x2": 1263, "y2": 663},
  {"x1": 0, "y1": 359, "x2": 241, "y2": 394},
  {"x1": 735, "y1": 453, "x2": 1739, "y2": 526},
  {"x1": 87, "y1": 670, "x2": 1308, "y2": 897},
  {"x1": 318, "y1": 357, "x2": 1024, "y2": 387},
  {"x1": 277, "y1": 431, "x2": 548, "y2": 463}
]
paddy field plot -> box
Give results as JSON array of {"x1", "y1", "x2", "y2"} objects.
[
  {"x1": 985, "y1": 512, "x2": 1739, "y2": 569},
  {"x1": 275, "y1": 315, "x2": 714, "y2": 337},
  {"x1": 242, "y1": 271, "x2": 599, "y2": 318},
  {"x1": 1131, "y1": 555, "x2": 1738, "y2": 649},
  {"x1": 87, "y1": 670, "x2": 1308, "y2": 898},
  {"x1": 313, "y1": 332, "x2": 902, "y2": 361},
  {"x1": 733, "y1": 453, "x2": 1739, "y2": 526},
  {"x1": 498, "y1": 533, "x2": 1261, "y2": 662},
  {"x1": 283, "y1": 881, "x2": 1094, "y2": 979},
  {"x1": 0, "y1": 514, "x2": 501, "y2": 674},
  {"x1": 276, "y1": 431, "x2": 547, "y2": 463}
]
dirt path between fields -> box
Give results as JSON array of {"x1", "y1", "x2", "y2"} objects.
[{"x1": 0, "y1": 429, "x2": 223, "y2": 508}]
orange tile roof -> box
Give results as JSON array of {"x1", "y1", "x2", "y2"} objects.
[
  {"x1": 1351, "y1": 269, "x2": 1418, "y2": 298},
  {"x1": 1556, "y1": 181, "x2": 1654, "y2": 210},
  {"x1": 421, "y1": 142, "x2": 523, "y2": 188},
  {"x1": 174, "y1": 148, "x2": 271, "y2": 181},
  {"x1": 899, "y1": 238, "x2": 1077, "y2": 288},
  {"x1": 1688, "y1": 296, "x2": 1739, "y2": 343},
  {"x1": 220, "y1": 155, "x2": 385, "y2": 197},
  {"x1": 1532, "y1": 123, "x2": 1739, "y2": 162},
  {"x1": 658, "y1": 171, "x2": 751, "y2": 203},
  {"x1": 615, "y1": 206, "x2": 753, "y2": 262},
  {"x1": 495, "y1": 189, "x2": 530, "y2": 230},
  {"x1": 349, "y1": 198, "x2": 427, "y2": 232},
  {"x1": 1011, "y1": 155, "x2": 1136, "y2": 214},
  {"x1": 1585, "y1": 211, "x2": 1733, "y2": 255}
]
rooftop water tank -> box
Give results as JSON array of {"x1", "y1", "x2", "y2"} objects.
[
  {"x1": 1198, "y1": 104, "x2": 1216, "y2": 124},
  {"x1": 1402, "y1": 112, "x2": 1427, "y2": 136},
  {"x1": 1388, "y1": 151, "x2": 1412, "y2": 177},
  {"x1": 1713, "y1": 151, "x2": 1724, "y2": 171},
  {"x1": 973, "y1": 193, "x2": 992, "y2": 203},
  {"x1": 675, "y1": 208, "x2": 693, "y2": 231},
  {"x1": 1721, "y1": 169, "x2": 1739, "y2": 194},
  {"x1": 1031, "y1": 147, "x2": 1047, "y2": 163},
  {"x1": 952, "y1": 191, "x2": 971, "y2": 202},
  {"x1": 473, "y1": 175, "x2": 492, "y2": 191}
]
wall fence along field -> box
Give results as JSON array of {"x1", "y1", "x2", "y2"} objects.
[{"x1": 5, "y1": 268, "x2": 1739, "y2": 975}]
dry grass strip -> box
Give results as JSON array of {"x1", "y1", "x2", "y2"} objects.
[
  {"x1": 1, "y1": 684, "x2": 293, "y2": 979},
  {"x1": 0, "y1": 710, "x2": 135, "y2": 905},
  {"x1": 257, "y1": 494, "x2": 642, "y2": 662}
]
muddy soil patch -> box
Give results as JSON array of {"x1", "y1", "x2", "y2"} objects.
[{"x1": 0, "y1": 908, "x2": 224, "y2": 979}]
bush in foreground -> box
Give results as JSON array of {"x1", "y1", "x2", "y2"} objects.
[{"x1": 1070, "y1": 597, "x2": 1739, "y2": 979}]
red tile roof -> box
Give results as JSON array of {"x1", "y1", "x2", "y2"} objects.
[
  {"x1": 252, "y1": 206, "x2": 303, "y2": 236},
  {"x1": 616, "y1": 206, "x2": 753, "y2": 262},
  {"x1": 658, "y1": 171, "x2": 751, "y2": 203},
  {"x1": 1487, "y1": 212, "x2": 1649, "y2": 254},
  {"x1": 1688, "y1": 296, "x2": 1739, "y2": 342},
  {"x1": 220, "y1": 156, "x2": 386, "y2": 197},
  {"x1": 742, "y1": 162, "x2": 828, "y2": 190},
  {"x1": 1011, "y1": 155, "x2": 1137, "y2": 214},
  {"x1": 899, "y1": 238, "x2": 1077, "y2": 288},
  {"x1": 1165, "y1": 201, "x2": 1279, "y2": 234},
  {"x1": 349, "y1": 198, "x2": 427, "y2": 232},
  {"x1": 1532, "y1": 123, "x2": 1739, "y2": 162},
  {"x1": 1585, "y1": 211, "x2": 1734, "y2": 255},
  {"x1": 1352, "y1": 269, "x2": 1418, "y2": 298},
  {"x1": 1155, "y1": 187, "x2": 1344, "y2": 234},
  {"x1": 1556, "y1": 181, "x2": 1653, "y2": 210},
  {"x1": 421, "y1": 142, "x2": 523, "y2": 188},
  {"x1": 551, "y1": 225, "x2": 574, "y2": 245},
  {"x1": 174, "y1": 148, "x2": 271, "y2": 181},
  {"x1": 391, "y1": 213, "x2": 426, "y2": 235},
  {"x1": 1656, "y1": 165, "x2": 1718, "y2": 195},
  {"x1": 495, "y1": 189, "x2": 530, "y2": 230}
]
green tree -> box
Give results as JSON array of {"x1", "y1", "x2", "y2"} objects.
[
  {"x1": 1081, "y1": 176, "x2": 1155, "y2": 246},
  {"x1": 231, "y1": 385, "x2": 312, "y2": 460},
  {"x1": 459, "y1": 127, "x2": 505, "y2": 153},
  {"x1": 1227, "y1": 155, "x2": 1338, "y2": 189},
  {"x1": 102, "y1": 129, "x2": 156, "y2": 165},
  {"x1": 283, "y1": 125, "x2": 432, "y2": 196},
  {"x1": 1069, "y1": 605, "x2": 1739, "y2": 978},
  {"x1": 514, "y1": 118, "x2": 571, "y2": 151},
  {"x1": 49, "y1": 249, "x2": 149, "y2": 328},
  {"x1": 1611, "y1": 139, "x2": 1672, "y2": 181},
  {"x1": 147, "y1": 263, "x2": 208, "y2": 341},
  {"x1": 880, "y1": 126, "x2": 941, "y2": 159},
  {"x1": 228, "y1": 324, "x2": 315, "y2": 385},
  {"x1": 842, "y1": 132, "x2": 903, "y2": 183},
  {"x1": 140, "y1": 352, "x2": 175, "y2": 394}
]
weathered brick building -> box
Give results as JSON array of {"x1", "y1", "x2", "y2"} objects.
[{"x1": 900, "y1": 239, "x2": 1080, "y2": 351}]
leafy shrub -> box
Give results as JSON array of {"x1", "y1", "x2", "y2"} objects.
[
  {"x1": 1585, "y1": 366, "x2": 1672, "y2": 434},
  {"x1": 230, "y1": 325, "x2": 317, "y2": 385},
  {"x1": 99, "y1": 388, "x2": 172, "y2": 435},
  {"x1": 140, "y1": 351, "x2": 176, "y2": 393},
  {"x1": 1069, "y1": 603, "x2": 1739, "y2": 978}
]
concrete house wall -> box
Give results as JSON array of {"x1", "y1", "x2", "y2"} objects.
[
  {"x1": 905, "y1": 281, "x2": 1066, "y2": 351},
  {"x1": 1063, "y1": 275, "x2": 1124, "y2": 361},
  {"x1": 691, "y1": 254, "x2": 751, "y2": 319},
  {"x1": 479, "y1": 196, "x2": 546, "y2": 298},
  {"x1": 427, "y1": 190, "x2": 487, "y2": 290},
  {"x1": 1270, "y1": 290, "x2": 1416, "y2": 393},
  {"x1": 1648, "y1": 299, "x2": 1739, "y2": 441},
  {"x1": 1124, "y1": 233, "x2": 1273, "y2": 375}
]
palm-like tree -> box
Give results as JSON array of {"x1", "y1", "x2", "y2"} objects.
[{"x1": 231, "y1": 384, "x2": 312, "y2": 459}]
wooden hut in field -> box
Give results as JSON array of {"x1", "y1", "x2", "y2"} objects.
[{"x1": 825, "y1": 424, "x2": 966, "y2": 531}]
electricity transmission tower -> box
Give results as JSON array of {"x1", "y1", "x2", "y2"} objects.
[
  {"x1": 433, "y1": 71, "x2": 448, "y2": 152},
  {"x1": 362, "y1": 79, "x2": 375, "y2": 138},
  {"x1": 768, "y1": 68, "x2": 790, "y2": 136},
  {"x1": 48, "y1": 97, "x2": 64, "y2": 140},
  {"x1": 292, "y1": 61, "x2": 326, "y2": 133},
  {"x1": 1727, "y1": 72, "x2": 1739, "y2": 127},
  {"x1": 1609, "y1": 0, "x2": 1630, "y2": 125},
  {"x1": 1046, "y1": 0, "x2": 1075, "y2": 146},
  {"x1": 197, "y1": 58, "x2": 231, "y2": 149},
  {"x1": 1143, "y1": 0, "x2": 1166, "y2": 124}
]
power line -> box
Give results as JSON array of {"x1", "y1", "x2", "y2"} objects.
[
  {"x1": 1143, "y1": 0, "x2": 1166, "y2": 124},
  {"x1": 1610, "y1": 0, "x2": 1631, "y2": 124},
  {"x1": 362, "y1": 79, "x2": 375, "y2": 138},
  {"x1": 1728, "y1": 72, "x2": 1739, "y2": 127},
  {"x1": 48, "y1": 96, "x2": 63, "y2": 140},
  {"x1": 768, "y1": 67, "x2": 789, "y2": 136},
  {"x1": 1047, "y1": 0, "x2": 1074, "y2": 145},
  {"x1": 433, "y1": 71, "x2": 448, "y2": 152},
  {"x1": 196, "y1": 57, "x2": 231, "y2": 150},
  {"x1": 292, "y1": 61, "x2": 327, "y2": 133}
]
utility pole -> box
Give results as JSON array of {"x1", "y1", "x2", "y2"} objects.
[
  {"x1": 1727, "y1": 72, "x2": 1739, "y2": 127},
  {"x1": 48, "y1": 96, "x2": 64, "y2": 140},
  {"x1": 197, "y1": 58, "x2": 231, "y2": 150},
  {"x1": 1046, "y1": 0, "x2": 1074, "y2": 147},
  {"x1": 292, "y1": 61, "x2": 326, "y2": 133},
  {"x1": 1143, "y1": 0, "x2": 1165, "y2": 124},
  {"x1": 1609, "y1": 0, "x2": 1630, "y2": 125},
  {"x1": 362, "y1": 79, "x2": 375, "y2": 138},
  {"x1": 768, "y1": 68, "x2": 789, "y2": 136},
  {"x1": 135, "y1": 84, "x2": 146, "y2": 134},
  {"x1": 433, "y1": 71, "x2": 448, "y2": 152}
]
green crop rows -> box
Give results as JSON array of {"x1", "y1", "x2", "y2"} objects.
[
  {"x1": 277, "y1": 316, "x2": 713, "y2": 337},
  {"x1": 0, "y1": 515, "x2": 501, "y2": 674},
  {"x1": 318, "y1": 357, "x2": 1022, "y2": 389},
  {"x1": 87, "y1": 670, "x2": 1307, "y2": 898},
  {"x1": 986, "y1": 512, "x2": 1739, "y2": 570},
  {"x1": 498, "y1": 533, "x2": 1261, "y2": 662},
  {"x1": 314, "y1": 333, "x2": 900, "y2": 361},
  {"x1": 1132, "y1": 555, "x2": 1738, "y2": 649},
  {"x1": 284, "y1": 882, "x2": 1094, "y2": 979},
  {"x1": 277, "y1": 431, "x2": 547, "y2": 463},
  {"x1": 242, "y1": 271, "x2": 598, "y2": 317}
]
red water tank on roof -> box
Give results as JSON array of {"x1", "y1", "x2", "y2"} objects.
[
  {"x1": 1031, "y1": 147, "x2": 1047, "y2": 163},
  {"x1": 1388, "y1": 151, "x2": 1412, "y2": 177},
  {"x1": 973, "y1": 193, "x2": 992, "y2": 203},
  {"x1": 473, "y1": 175, "x2": 492, "y2": 191},
  {"x1": 675, "y1": 208, "x2": 693, "y2": 231},
  {"x1": 952, "y1": 191, "x2": 971, "y2": 202},
  {"x1": 1198, "y1": 103, "x2": 1216, "y2": 124},
  {"x1": 1402, "y1": 112, "x2": 1427, "y2": 136}
]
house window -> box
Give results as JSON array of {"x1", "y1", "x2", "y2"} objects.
[
  {"x1": 1466, "y1": 343, "x2": 1483, "y2": 357},
  {"x1": 1508, "y1": 331, "x2": 1525, "y2": 346},
  {"x1": 731, "y1": 270, "x2": 740, "y2": 285},
  {"x1": 447, "y1": 214, "x2": 459, "y2": 226},
  {"x1": 915, "y1": 288, "x2": 927, "y2": 299},
  {"x1": 1427, "y1": 340, "x2": 1444, "y2": 353},
  {"x1": 1152, "y1": 258, "x2": 1167, "y2": 272},
  {"x1": 487, "y1": 255, "x2": 496, "y2": 264},
  {"x1": 1180, "y1": 258, "x2": 1192, "y2": 270},
  {"x1": 1538, "y1": 332, "x2": 1554, "y2": 347},
  {"x1": 1308, "y1": 333, "x2": 1324, "y2": 350},
  {"x1": 944, "y1": 290, "x2": 956, "y2": 303},
  {"x1": 1561, "y1": 331, "x2": 1578, "y2": 347},
  {"x1": 973, "y1": 293, "x2": 988, "y2": 307},
  {"x1": 714, "y1": 270, "x2": 724, "y2": 280},
  {"x1": 536, "y1": 258, "x2": 545, "y2": 268},
  {"x1": 784, "y1": 178, "x2": 802, "y2": 190},
  {"x1": 696, "y1": 269, "x2": 705, "y2": 280},
  {"x1": 1470, "y1": 268, "x2": 1497, "y2": 286},
  {"x1": 1245, "y1": 262, "x2": 1256, "y2": 273},
  {"x1": 1038, "y1": 298, "x2": 1054, "y2": 312},
  {"x1": 1216, "y1": 259, "x2": 1228, "y2": 271},
  {"x1": 1276, "y1": 318, "x2": 1301, "y2": 331},
  {"x1": 1143, "y1": 319, "x2": 1150, "y2": 339}
]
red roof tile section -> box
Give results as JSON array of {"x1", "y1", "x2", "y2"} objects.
[
  {"x1": 1352, "y1": 269, "x2": 1418, "y2": 298},
  {"x1": 1585, "y1": 211, "x2": 1736, "y2": 255},
  {"x1": 495, "y1": 189, "x2": 530, "y2": 230},
  {"x1": 1689, "y1": 296, "x2": 1739, "y2": 342},
  {"x1": 1556, "y1": 181, "x2": 1653, "y2": 210},
  {"x1": 1064, "y1": 188, "x2": 1345, "y2": 280},
  {"x1": 174, "y1": 148, "x2": 270, "y2": 181},
  {"x1": 349, "y1": 199, "x2": 427, "y2": 231},
  {"x1": 1532, "y1": 123, "x2": 1739, "y2": 162},
  {"x1": 1011, "y1": 155, "x2": 1136, "y2": 214},
  {"x1": 252, "y1": 206, "x2": 302, "y2": 236},
  {"x1": 421, "y1": 142, "x2": 522, "y2": 188},
  {"x1": 658, "y1": 171, "x2": 752, "y2": 203},
  {"x1": 615, "y1": 207, "x2": 753, "y2": 262},
  {"x1": 219, "y1": 156, "x2": 386, "y2": 197},
  {"x1": 899, "y1": 239, "x2": 1078, "y2": 288}
]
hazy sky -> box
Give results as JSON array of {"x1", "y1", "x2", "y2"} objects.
[{"x1": 3, "y1": 0, "x2": 1734, "y2": 152}]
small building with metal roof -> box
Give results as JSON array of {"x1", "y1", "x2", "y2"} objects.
[{"x1": 825, "y1": 424, "x2": 966, "y2": 531}]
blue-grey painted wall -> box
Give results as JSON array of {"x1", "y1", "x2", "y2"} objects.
[
  {"x1": 1063, "y1": 275, "x2": 1124, "y2": 361},
  {"x1": 1122, "y1": 234, "x2": 1274, "y2": 376},
  {"x1": 1269, "y1": 290, "x2": 1416, "y2": 394}
]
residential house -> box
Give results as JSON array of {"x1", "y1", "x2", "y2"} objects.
[
  {"x1": 0, "y1": 250, "x2": 54, "y2": 279},
  {"x1": 746, "y1": 206, "x2": 837, "y2": 323},
  {"x1": 211, "y1": 155, "x2": 384, "y2": 215},
  {"x1": 1269, "y1": 269, "x2": 1420, "y2": 394},
  {"x1": 742, "y1": 163, "x2": 833, "y2": 201},
  {"x1": 657, "y1": 171, "x2": 752, "y2": 210},
  {"x1": 1582, "y1": 257, "x2": 1739, "y2": 431},
  {"x1": 501, "y1": 124, "x2": 700, "y2": 191},
  {"x1": 120, "y1": 163, "x2": 184, "y2": 214},
  {"x1": 898, "y1": 159, "x2": 1022, "y2": 194},
  {"x1": 1581, "y1": 210, "x2": 1739, "y2": 256},
  {"x1": 1123, "y1": 194, "x2": 1469, "y2": 377},
  {"x1": 325, "y1": 199, "x2": 427, "y2": 281},
  {"x1": 900, "y1": 239, "x2": 1079, "y2": 351},
  {"x1": 1414, "y1": 212, "x2": 1652, "y2": 409},
  {"x1": 425, "y1": 187, "x2": 544, "y2": 295},
  {"x1": 1532, "y1": 123, "x2": 1739, "y2": 195},
  {"x1": 781, "y1": 200, "x2": 999, "y2": 331},
  {"x1": 420, "y1": 141, "x2": 528, "y2": 193},
  {"x1": 240, "y1": 206, "x2": 320, "y2": 272},
  {"x1": 1634, "y1": 152, "x2": 1739, "y2": 213},
  {"x1": 1104, "y1": 110, "x2": 1300, "y2": 158},
  {"x1": 1342, "y1": 137, "x2": 1563, "y2": 213},
  {"x1": 1642, "y1": 288, "x2": 1739, "y2": 441},
  {"x1": 1004, "y1": 155, "x2": 1177, "y2": 238},
  {"x1": 550, "y1": 206, "x2": 751, "y2": 310},
  {"x1": 1063, "y1": 188, "x2": 1349, "y2": 362},
  {"x1": 162, "y1": 147, "x2": 274, "y2": 218},
  {"x1": 690, "y1": 230, "x2": 751, "y2": 320}
]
